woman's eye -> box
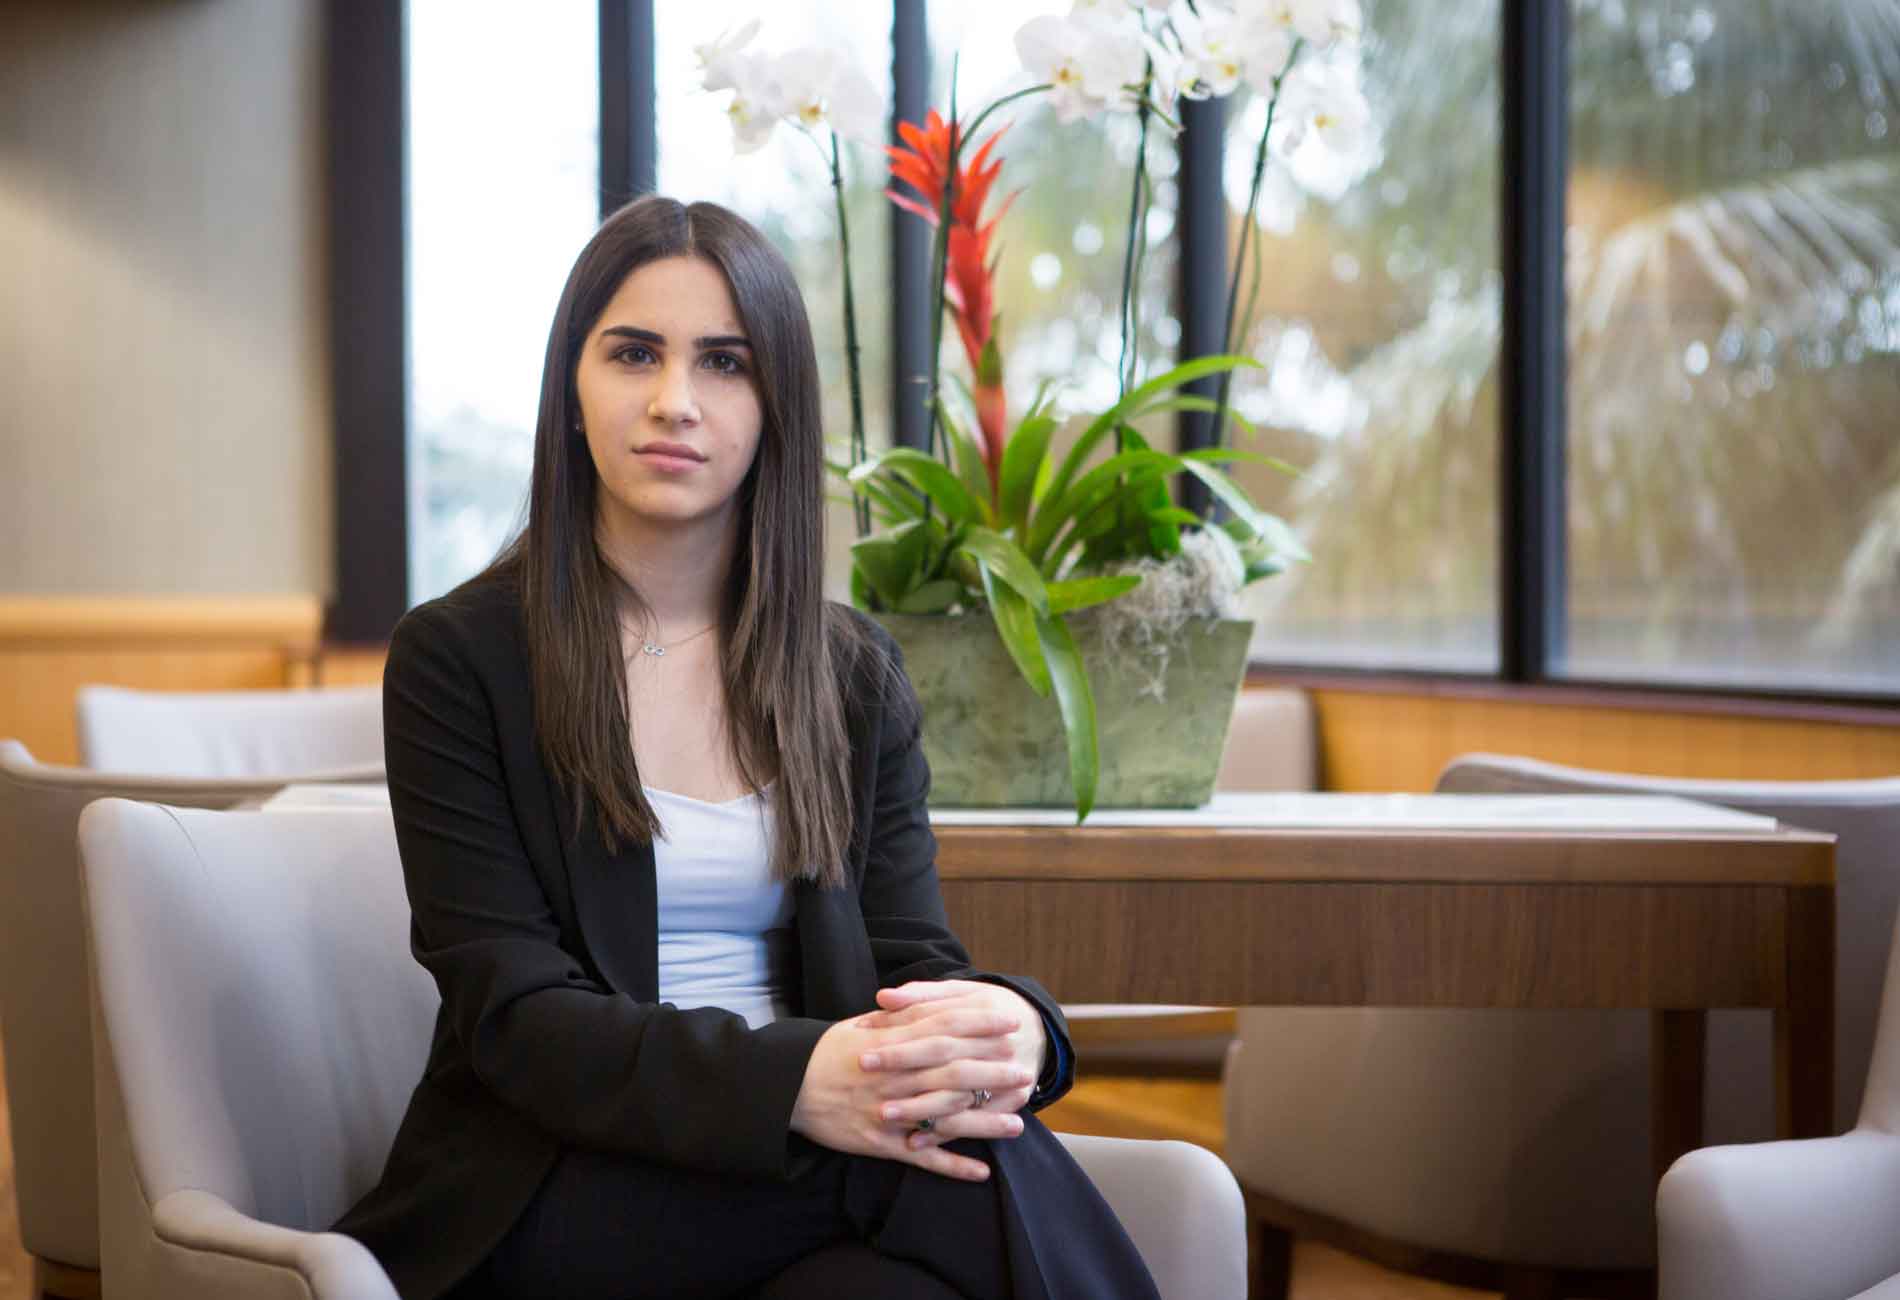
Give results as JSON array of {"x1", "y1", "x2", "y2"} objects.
[
  {"x1": 703, "y1": 352, "x2": 746, "y2": 375},
  {"x1": 614, "y1": 344, "x2": 655, "y2": 365}
]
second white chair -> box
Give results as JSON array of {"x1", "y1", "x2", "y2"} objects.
[
  {"x1": 1223, "y1": 753, "x2": 1900, "y2": 1298},
  {"x1": 77, "y1": 684, "x2": 383, "y2": 778}
]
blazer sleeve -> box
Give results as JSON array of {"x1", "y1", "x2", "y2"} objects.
[
  {"x1": 384, "y1": 600, "x2": 827, "y2": 1178},
  {"x1": 855, "y1": 631, "x2": 1076, "y2": 1110}
]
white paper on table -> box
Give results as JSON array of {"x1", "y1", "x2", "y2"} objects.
[
  {"x1": 256, "y1": 783, "x2": 1776, "y2": 832},
  {"x1": 926, "y1": 791, "x2": 1777, "y2": 833}
]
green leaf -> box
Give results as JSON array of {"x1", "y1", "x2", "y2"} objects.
[
  {"x1": 1136, "y1": 394, "x2": 1268, "y2": 448},
  {"x1": 1044, "y1": 355, "x2": 1258, "y2": 511},
  {"x1": 1030, "y1": 452, "x2": 1055, "y2": 512},
  {"x1": 1203, "y1": 480, "x2": 1310, "y2": 563},
  {"x1": 1027, "y1": 449, "x2": 1178, "y2": 562},
  {"x1": 1181, "y1": 444, "x2": 1302, "y2": 478},
  {"x1": 981, "y1": 568, "x2": 1052, "y2": 697},
  {"x1": 895, "y1": 578, "x2": 962, "y2": 614},
  {"x1": 997, "y1": 414, "x2": 1057, "y2": 536},
  {"x1": 849, "y1": 564, "x2": 877, "y2": 612},
  {"x1": 1046, "y1": 574, "x2": 1141, "y2": 615},
  {"x1": 1024, "y1": 375, "x2": 1060, "y2": 421},
  {"x1": 935, "y1": 398, "x2": 994, "y2": 519},
  {"x1": 1033, "y1": 614, "x2": 1099, "y2": 822},
  {"x1": 844, "y1": 474, "x2": 924, "y2": 525},
  {"x1": 955, "y1": 526, "x2": 1050, "y2": 614},
  {"x1": 850, "y1": 448, "x2": 983, "y2": 526},
  {"x1": 850, "y1": 520, "x2": 933, "y2": 609},
  {"x1": 1182, "y1": 460, "x2": 1312, "y2": 563}
]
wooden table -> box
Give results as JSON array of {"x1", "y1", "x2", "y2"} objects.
[{"x1": 930, "y1": 793, "x2": 1837, "y2": 1184}]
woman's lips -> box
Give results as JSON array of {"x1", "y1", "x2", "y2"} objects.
[{"x1": 635, "y1": 442, "x2": 705, "y2": 472}]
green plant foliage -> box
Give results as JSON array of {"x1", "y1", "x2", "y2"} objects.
[{"x1": 833, "y1": 354, "x2": 1305, "y2": 821}]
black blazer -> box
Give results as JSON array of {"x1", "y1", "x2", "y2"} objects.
[{"x1": 333, "y1": 573, "x2": 1074, "y2": 1300}]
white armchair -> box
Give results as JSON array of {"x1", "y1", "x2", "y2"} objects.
[
  {"x1": 0, "y1": 741, "x2": 374, "y2": 1295},
  {"x1": 1659, "y1": 907, "x2": 1900, "y2": 1300},
  {"x1": 77, "y1": 801, "x2": 1247, "y2": 1299},
  {"x1": 76, "y1": 684, "x2": 383, "y2": 778},
  {"x1": 1222, "y1": 753, "x2": 1900, "y2": 1297}
]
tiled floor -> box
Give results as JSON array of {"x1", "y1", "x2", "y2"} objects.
[{"x1": 0, "y1": 1037, "x2": 1491, "y2": 1300}]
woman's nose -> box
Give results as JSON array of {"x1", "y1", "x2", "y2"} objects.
[{"x1": 649, "y1": 361, "x2": 700, "y2": 424}]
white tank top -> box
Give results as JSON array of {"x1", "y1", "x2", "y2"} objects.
[{"x1": 646, "y1": 784, "x2": 795, "y2": 1029}]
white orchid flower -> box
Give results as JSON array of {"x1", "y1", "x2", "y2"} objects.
[
  {"x1": 1172, "y1": 6, "x2": 1251, "y2": 97},
  {"x1": 725, "y1": 86, "x2": 782, "y2": 154},
  {"x1": 695, "y1": 18, "x2": 761, "y2": 92},
  {"x1": 1321, "y1": 0, "x2": 1364, "y2": 46},
  {"x1": 1276, "y1": 60, "x2": 1372, "y2": 155},
  {"x1": 1141, "y1": 33, "x2": 1187, "y2": 113},
  {"x1": 1016, "y1": 14, "x2": 1148, "y2": 122},
  {"x1": 1239, "y1": 17, "x2": 1297, "y2": 93},
  {"x1": 1247, "y1": 0, "x2": 1361, "y2": 49},
  {"x1": 770, "y1": 48, "x2": 884, "y2": 145}
]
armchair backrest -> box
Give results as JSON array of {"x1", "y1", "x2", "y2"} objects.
[
  {"x1": 1859, "y1": 909, "x2": 1900, "y2": 1135},
  {"x1": 76, "y1": 684, "x2": 384, "y2": 779},
  {"x1": 1217, "y1": 687, "x2": 1318, "y2": 792},
  {"x1": 78, "y1": 801, "x2": 436, "y2": 1233},
  {"x1": 0, "y1": 741, "x2": 328, "y2": 1269},
  {"x1": 1437, "y1": 752, "x2": 1900, "y2": 1131}
]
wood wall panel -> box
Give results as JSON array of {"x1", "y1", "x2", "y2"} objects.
[
  {"x1": 1302, "y1": 686, "x2": 1900, "y2": 792},
  {"x1": 0, "y1": 597, "x2": 322, "y2": 764},
  {"x1": 316, "y1": 645, "x2": 389, "y2": 688}
]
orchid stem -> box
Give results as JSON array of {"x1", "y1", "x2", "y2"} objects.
[
  {"x1": 1211, "y1": 42, "x2": 1300, "y2": 482},
  {"x1": 1117, "y1": 58, "x2": 1154, "y2": 401},
  {"x1": 829, "y1": 130, "x2": 870, "y2": 539}
]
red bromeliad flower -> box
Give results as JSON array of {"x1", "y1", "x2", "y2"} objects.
[{"x1": 886, "y1": 110, "x2": 1017, "y2": 500}]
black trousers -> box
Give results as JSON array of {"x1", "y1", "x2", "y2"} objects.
[{"x1": 450, "y1": 1116, "x2": 1159, "y2": 1300}]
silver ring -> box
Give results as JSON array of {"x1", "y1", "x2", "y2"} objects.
[{"x1": 971, "y1": 1088, "x2": 992, "y2": 1109}]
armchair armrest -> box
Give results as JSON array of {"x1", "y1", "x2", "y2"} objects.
[
  {"x1": 1660, "y1": 1131, "x2": 1900, "y2": 1300},
  {"x1": 1055, "y1": 1133, "x2": 1245, "y2": 1299},
  {"x1": 149, "y1": 1189, "x2": 398, "y2": 1300}
]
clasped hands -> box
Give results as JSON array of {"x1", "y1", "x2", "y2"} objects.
[{"x1": 790, "y1": 979, "x2": 1047, "y2": 1183}]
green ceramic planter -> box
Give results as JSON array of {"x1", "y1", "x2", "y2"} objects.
[{"x1": 876, "y1": 613, "x2": 1254, "y2": 809}]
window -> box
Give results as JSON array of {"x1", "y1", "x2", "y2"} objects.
[
  {"x1": 1219, "y1": 0, "x2": 1504, "y2": 671},
  {"x1": 342, "y1": 1, "x2": 1898, "y2": 704},
  {"x1": 1563, "y1": 0, "x2": 1900, "y2": 693},
  {"x1": 405, "y1": 0, "x2": 599, "y2": 602},
  {"x1": 928, "y1": 2, "x2": 1181, "y2": 419}
]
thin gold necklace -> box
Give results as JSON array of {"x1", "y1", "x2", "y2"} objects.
[{"x1": 635, "y1": 622, "x2": 716, "y2": 658}]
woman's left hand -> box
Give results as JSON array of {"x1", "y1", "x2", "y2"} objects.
[{"x1": 856, "y1": 979, "x2": 1048, "y2": 1149}]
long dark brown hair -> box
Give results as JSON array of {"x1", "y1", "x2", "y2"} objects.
[{"x1": 485, "y1": 195, "x2": 878, "y2": 887}]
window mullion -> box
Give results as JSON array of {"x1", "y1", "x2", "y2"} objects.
[{"x1": 1499, "y1": 0, "x2": 1569, "y2": 682}]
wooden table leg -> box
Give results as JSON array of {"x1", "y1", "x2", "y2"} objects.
[
  {"x1": 1776, "y1": 884, "x2": 1836, "y2": 1139},
  {"x1": 1651, "y1": 1009, "x2": 1705, "y2": 1186}
]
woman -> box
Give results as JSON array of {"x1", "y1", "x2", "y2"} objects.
[{"x1": 333, "y1": 196, "x2": 1160, "y2": 1300}]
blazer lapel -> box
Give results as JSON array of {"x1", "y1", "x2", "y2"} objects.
[
  {"x1": 555, "y1": 793, "x2": 660, "y2": 1001},
  {"x1": 794, "y1": 878, "x2": 878, "y2": 1020}
]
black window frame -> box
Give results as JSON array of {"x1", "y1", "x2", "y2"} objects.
[{"x1": 326, "y1": 0, "x2": 1900, "y2": 713}]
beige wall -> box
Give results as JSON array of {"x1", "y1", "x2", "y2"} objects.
[{"x1": 0, "y1": 0, "x2": 329, "y2": 596}]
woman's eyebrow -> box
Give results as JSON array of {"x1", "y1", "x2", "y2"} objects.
[{"x1": 599, "y1": 325, "x2": 751, "y2": 349}]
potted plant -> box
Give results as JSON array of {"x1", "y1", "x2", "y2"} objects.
[{"x1": 699, "y1": 1, "x2": 1367, "y2": 818}]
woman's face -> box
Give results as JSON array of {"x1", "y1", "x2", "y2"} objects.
[{"x1": 573, "y1": 255, "x2": 764, "y2": 542}]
